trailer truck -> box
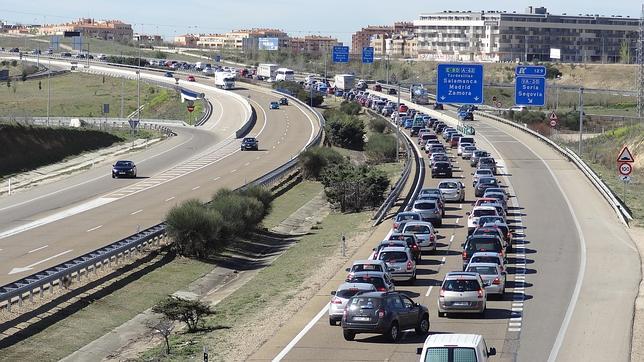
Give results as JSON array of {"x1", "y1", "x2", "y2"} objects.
[{"x1": 410, "y1": 84, "x2": 429, "y2": 105}]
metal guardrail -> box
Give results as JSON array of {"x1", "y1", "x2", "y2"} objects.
[
  {"x1": 0, "y1": 117, "x2": 177, "y2": 137},
  {"x1": 195, "y1": 99, "x2": 213, "y2": 127},
  {"x1": 474, "y1": 110, "x2": 633, "y2": 225},
  {"x1": 0, "y1": 86, "x2": 324, "y2": 313}
]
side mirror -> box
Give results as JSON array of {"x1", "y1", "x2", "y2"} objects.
[
  {"x1": 372, "y1": 248, "x2": 376, "y2": 251},
  {"x1": 488, "y1": 347, "x2": 497, "y2": 356},
  {"x1": 466, "y1": 212, "x2": 471, "y2": 216},
  {"x1": 345, "y1": 267, "x2": 350, "y2": 272},
  {"x1": 416, "y1": 347, "x2": 423, "y2": 355},
  {"x1": 330, "y1": 291, "x2": 336, "y2": 295},
  {"x1": 388, "y1": 267, "x2": 395, "y2": 272}
]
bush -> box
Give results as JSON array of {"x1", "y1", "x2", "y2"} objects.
[
  {"x1": 320, "y1": 163, "x2": 390, "y2": 212},
  {"x1": 508, "y1": 109, "x2": 546, "y2": 124},
  {"x1": 339, "y1": 101, "x2": 361, "y2": 115},
  {"x1": 298, "y1": 147, "x2": 346, "y2": 180},
  {"x1": 369, "y1": 116, "x2": 389, "y2": 133},
  {"x1": 210, "y1": 190, "x2": 265, "y2": 236},
  {"x1": 323, "y1": 109, "x2": 365, "y2": 150},
  {"x1": 152, "y1": 296, "x2": 215, "y2": 333},
  {"x1": 545, "y1": 64, "x2": 562, "y2": 79},
  {"x1": 239, "y1": 185, "x2": 273, "y2": 216},
  {"x1": 296, "y1": 88, "x2": 324, "y2": 107},
  {"x1": 365, "y1": 133, "x2": 397, "y2": 163},
  {"x1": 165, "y1": 199, "x2": 224, "y2": 258}
]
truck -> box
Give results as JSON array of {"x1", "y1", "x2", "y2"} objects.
[
  {"x1": 214, "y1": 71, "x2": 235, "y2": 90},
  {"x1": 333, "y1": 74, "x2": 355, "y2": 91},
  {"x1": 257, "y1": 63, "x2": 279, "y2": 81},
  {"x1": 410, "y1": 84, "x2": 429, "y2": 105}
]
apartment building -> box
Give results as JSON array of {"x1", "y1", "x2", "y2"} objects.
[
  {"x1": 39, "y1": 18, "x2": 133, "y2": 41},
  {"x1": 414, "y1": 7, "x2": 640, "y2": 63},
  {"x1": 289, "y1": 35, "x2": 342, "y2": 54},
  {"x1": 352, "y1": 25, "x2": 394, "y2": 54},
  {"x1": 174, "y1": 34, "x2": 199, "y2": 47}
]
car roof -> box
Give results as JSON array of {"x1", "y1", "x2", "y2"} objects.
[
  {"x1": 403, "y1": 220, "x2": 433, "y2": 227},
  {"x1": 471, "y1": 251, "x2": 503, "y2": 258},
  {"x1": 351, "y1": 271, "x2": 386, "y2": 277},
  {"x1": 337, "y1": 282, "x2": 377, "y2": 291},
  {"x1": 422, "y1": 334, "x2": 483, "y2": 348}
]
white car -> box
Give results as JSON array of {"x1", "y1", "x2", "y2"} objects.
[
  {"x1": 461, "y1": 145, "x2": 478, "y2": 159},
  {"x1": 402, "y1": 221, "x2": 437, "y2": 251},
  {"x1": 465, "y1": 262, "x2": 506, "y2": 297},
  {"x1": 457, "y1": 142, "x2": 472, "y2": 156},
  {"x1": 467, "y1": 206, "x2": 499, "y2": 234},
  {"x1": 345, "y1": 259, "x2": 393, "y2": 280},
  {"x1": 417, "y1": 334, "x2": 497, "y2": 361},
  {"x1": 468, "y1": 251, "x2": 507, "y2": 273},
  {"x1": 329, "y1": 282, "x2": 376, "y2": 325}
]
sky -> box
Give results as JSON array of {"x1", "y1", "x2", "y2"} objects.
[{"x1": 1, "y1": 1, "x2": 641, "y2": 45}]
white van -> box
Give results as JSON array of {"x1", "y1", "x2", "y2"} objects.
[
  {"x1": 458, "y1": 136, "x2": 475, "y2": 149},
  {"x1": 417, "y1": 334, "x2": 496, "y2": 361}
]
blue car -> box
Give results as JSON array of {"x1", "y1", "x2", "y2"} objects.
[
  {"x1": 404, "y1": 118, "x2": 414, "y2": 129},
  {"x1": 270, "y1": 101, "x2": 280, "y2": 109}
]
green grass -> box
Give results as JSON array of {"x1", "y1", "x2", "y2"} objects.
[
  {"x1": 0, "y1": 254, "x2": 215, "y2": 362},
  {"x1": 375, "y1": 162, "x2": 404, "y2": 182},
  {"x1": 140, "y1": 209, "x2": 373, "y2": 361},
  {"x1": 262, "y1": 181, "x2": 323, "y2": 229},
  {"x1": 0, "y1": 72, "x2": 202, "y2": 122}
]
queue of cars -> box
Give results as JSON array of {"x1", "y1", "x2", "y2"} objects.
[{"x1": 326, "y1": 96, "x2": 517, "y2": 360}]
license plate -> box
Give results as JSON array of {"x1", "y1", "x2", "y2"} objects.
[
  {"x1": 119, "y1": 172, "x2": 126, "y2": 174},
  {"x1": 453, "y1": 302, "x2": 468, "y2": 306},
  {"x1": 353, "y1": 316, "x2": 370, "y2": 321}
]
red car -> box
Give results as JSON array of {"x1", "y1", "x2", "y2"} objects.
[
  {"x1": 187, "y1": 75, "x2": 196, "y2": 82},
  {"x1": 399, "y1": 104, "x2": 409, "y2": 113}
]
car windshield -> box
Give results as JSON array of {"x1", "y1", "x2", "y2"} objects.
[
  {"x1": 349, "y1": 277, "x2": 385, "y2": 290},
  {"x1": 352, "y1": 264, "x2": 383, "y2": 273},
  {"x1": 476, "y1": 170, "x2": 492, "y2": 176},
  {"x1": 115, "y1": 161, "x2": 133, "y2": 167},
  {"x1": 378, "y1": 251, "x2": 408, "y2": 263},
  {"x1": 468, "y1": 241, "x2": 501, "y2": 251},
  {"x1": 473, "y1": 209, "x2": 497, "y2": 217},
  {"x1": 467, "y1": 266, "x2": 498, "y2": 275},
  {"x1": 471, "y1": 256, "x2": 501, "y2": 265},
  {"x1": 443, "y1": 279, "x2": 480, "y2": 292},
  {"x1": 415, "y1": 202, "x2": 436, "y2": 210},
  {"x1": 479, "y1": 178, "x2": 497, "y2": 185},
  {"x1": 439, "y1": 182, "x2": 459, "y2": 189},
  {"x1": 396, "y1": 214, "x2": 419, "y2": 222},
  {"x1": 348, "y1": 296, "x2": 382, "y2": 310},
  {"x1": 404, "y1": 225, "x2": 430, "y2": 234}
]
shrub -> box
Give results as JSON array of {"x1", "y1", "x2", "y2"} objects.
[
  {"x1": 152, "y1": 296, "x2": 215, "y2": 333},
  {"x1": 210, "y1": 190, "x2": 265, "y2": 236},
  {"x1": 165, "y1": 199, "x2": 224, "y2": 258},
  {"x1": 320, "y1": 163, "x2": 390, "y2": 212},
  {"x1": 365, "y1": 133, "x2": 397, "y2": 163},
  {"x1": 369, "y1": 116, "x2": 388, "y2": 133},
  {"x1": 298, "y1": 147, "x2": 346, "y2": 180},
  {"x1": 239, "y1": 185, "x2": 273, "y2": 216},
  {"x1": 339, "y1": 101, "x2": 361, "y2": 115},
  {"x1": 323, "y1": 109, "x2": 365, "y2": 150}
]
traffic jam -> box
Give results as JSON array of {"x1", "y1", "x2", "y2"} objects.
[{"x1": 327, "y1": 86, "x2": 528, "y2": 359}]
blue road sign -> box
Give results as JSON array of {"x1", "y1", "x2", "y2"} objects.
[
  {"x1": 436, "y1": 64, "x2": 484, "y2": 104},
  {"x1": 515, "y1": 76, "x2": 546, "y2": 106},
  {"x1": 332, "y1": 46, "x2": 349, "y2": 63},
  {"x1": 128, "y1": 119, "x2": 139, "y2": 129},
  {"x1": 214, "y1": 55, "x2": 221, "y2": 62},
  {"x1": 362, "y1": 47, "x2": 374, "y2": 64},
  {"x1": 515, "y1": 65, "x2": 546, "y2": 77}
]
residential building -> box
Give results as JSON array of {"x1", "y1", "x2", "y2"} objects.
[
  {"x1": 387, "y1": 35, "x2": 418, "y2": 58},
  {"x1": 352, "y1": 25, "x2": 394, "y2": 53},
  {"x1": 289, "y1": 35, "x2": 342, "y2": 54},
  {"x1": 196, "y1": 34, "x2": 225, "y2": 49},
  {"x1": 370, "y1": 34, "x2": 388, "y2": 55},
  {"x1": 174, "y1": 34, "x2": 199, "y2": 47},
  {"x1": 134, "y1": 34, "x2": 162, "y2": 44},
  {"x1": 39, "y1": 18, "x2": 133, "y2": 41},
  {"x1": 414, "y1": 7, "x2": 640, "y2": 63}
]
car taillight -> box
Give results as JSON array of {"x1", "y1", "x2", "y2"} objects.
[
  {"x1": 377, "y1": 287, "x2": 386, "y2": 291},
  {"x1": 439, "y1": 289, "x2": 445, "y2": 297},
  {"x1": 377, "y1": 309, "x2": 385, "y2": 319},
  {"x1": 433, "y1": 210, "x2": 439, "y2": 214},
  {"x1": 477, "y1": 289, "x2": 484, "y2": 299},
  {"x1": 331, "y1": 297, "x2": 343, "y2": 304},
  {"x1": 462, "y1": 251, "x2": 467, "y2": 259},
  {"x1": 493, "y1": 277, "x2": 501, "y2": 285},
  {"x1": 407, "y1": 260, "x2": 413, "y2": 270},
  {"x1": 412, "y1": 244, "x2": 419, "y2": 250},
  {"x1": 430, "y1": 234, "x2": 435, "y2": 242}
]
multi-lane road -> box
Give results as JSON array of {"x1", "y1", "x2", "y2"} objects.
[
  {"x1": 0, "y1": 58, "x2": 321, "y2": 286},
  {"x1": 248, "y1": 95, "x2": 639, "y2": 361}
]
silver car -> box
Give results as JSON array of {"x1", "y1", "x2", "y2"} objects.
[
  {"x1": 411, "y1": 200, "x2": 442, "y2": 227},
  {"x1": 376, "y1": 246, "x2": 417, "y2": 283},
  {"x1": 465, "y1": 263, "x2": 506, "y2": 297},
  {"x1": 472, "y1": 168, "x2": 494, "y2": 187},
  {"x1": 329, "y1": 282, "x2": 377, "y2": 325},
  {"x1": 402, "y1": 221, "x2": 436, "y2": 251},
  {"x1": 470, "y1": 150, "x2": 490, "y2": 167},
  {"x1": 438, "y1": 180, "x2": 465, "y2": 203},
  {"x1": 437, "y1": 272, "x2": 487, "y2": 317},
  {"x1": 461, "y1": 146, "x2": 478, "y2": 159},
  {"x1": 457, "y1": 142, "x2": 472, "y2": 156},
  {"x1": 347, "y1": 271, "x2": 395, "y2": 293}
]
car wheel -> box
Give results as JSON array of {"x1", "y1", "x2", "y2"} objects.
[
  {"x1": 329, "y1": 319, "x2": 336, "y2": 326},
  {"x1": 416, "y1": 315, "x2": 430, "y2": 335},
  {"x1": 343, "y1": 329, "x2": 355, "y2": 341},
  {"x1": 112, "y1": 174, "x2": 115, "y2": 179},
  {"x1": 437, "y1": 311, "x2": 446, "y2": 318},
  {"x1": 437, "y1": 220, "x2": 442, "y2": 227},
  {"x1": 410, "y1": 272, "x2": 417, "y2": 283},
  {"x1": 386, "y1": 322, "x2": 400, "y2": 342}
]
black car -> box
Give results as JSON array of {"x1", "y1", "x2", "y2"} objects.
[
  {"x1": 431, "y1": 162, "x2": 453, "y2": 178},
  {"x1": 112, "y1": 160, "x2": 137, "y2": 178},
  {"x1": 433, "y1": 103, "x2": 444, "y2": 110},
  {"x1": 462, "y1": 235, "x2": 505, "y2": 269},
  {"x1": 241, "y1": 137, "x2": 258, "y2": 151},
  {"x1": 474, "y1": 177, "x2": 499, "y2": 197},
  {"x1": 279, "y1": 97, "x2": 289, "y2": 105},
  {"x1": 342, "y1": 291, "x2": 429, "y2": 342},
  {"x1": 388, "y1": 88, "x2": 397, "y2": 95},
  {"x1": 9, "y1": 47, "x2": 19, "y2": 53}
]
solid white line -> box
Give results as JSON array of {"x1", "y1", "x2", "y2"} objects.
[
  {"x1": 165, "y1": 197, "x2": 175, "y2": 202},
  {"x1": 426, "y1": 285, "x2": 433, "y2": 297},
  {"x1": 86, "y1": 225, "x2": 103, "y2": 232},
  {"x1": 28, "y1": 245, "x2": 49, "y2": 253},
  {"x1": 272, "y1": 304, "x2": 329, "y2": 362},
  {"x1": 455, "y1": 218, "x2": 460, "y2": 224},
  {"x1": 449, "y1": 235, "x2": 455, "y2": 242},
  {"x1": 130, "y1": 209, "x2": 143, "y2": 215},
  {"x1": 192, "y1": 186, "x2": 201, "y2": 190}
]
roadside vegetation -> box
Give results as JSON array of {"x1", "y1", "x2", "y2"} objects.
[{"x1": 271, "y1": 80, "x2": 324, "y2": 106}]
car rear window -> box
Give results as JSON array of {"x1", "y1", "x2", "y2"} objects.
[
  {"x1": 424, "y1": 347, "x2": 478, "y2": 362},
  {"x1": 352, "y1": 264, "x2": 383, "y2": 273},
  {"x1": 336, "y1": 288, "x2": 369, "y2": 299},
  {"x1": 467, "y1": 266, "x2": 497, "y2": 275},
  {"x1": 378, "y1": 251, "x2": 408, "y2": 263},
  {"x1": 404, "y1": 225, "x2": 430, "y2": 234},
  {"x1": 473, "y1": 209, "x2": 497, "y2": 217},
  {"x1": 443, "y1": 279, "x2": 480, "y2": 292},
  {"x1": 480, "y1": 179, "x2": 497, "y2": 185},
  {"x1": 349, "y1": 276, "x2": 385, "y2": 289},
  {"x1": 439, "y1": 182, "x2": 459, "y2": 189},
  {"x1": 415, "y1": 202, "x2": 436, "y2": 210},
  {"x1": 468, "y1": 241, "x2": 501, "y2": 252},
  {"x1": 471, "y1": 256, "x2": 501, "y2": 265},
  {"x1": 348, "y1": 296, "x2": 382, "y2": 310},
  {"x1": 396, "y1": 214, "x2": 420, "y2": 222}
]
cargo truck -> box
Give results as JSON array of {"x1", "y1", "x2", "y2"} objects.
[
  {"x1": 333, "y1": 74, "x2": 355, "y2": 91},
  {"x1": 214, "y1": 71, "x2": 235, "y2": 90},
  {"x1": 410, "y1": 84, "x2": 429, "y2": 105},
  {"x1": 257, "y1": 63, "x2": 279, "y2": 81}
]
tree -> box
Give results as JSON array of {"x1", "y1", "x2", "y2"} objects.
[
  {"x1": 152, "y1": 296, "x2": 214, "y2": 333},
  {"x1": 619, "y1": 39, "x2": 631, "y2": 64},
  {"x1": 298, "y1": 147, "x2": 346, "y2": 180},
  {"x1": 148, "y1": 318, "x2": 174, "y2": 355},
  {"x1": 323, "y1": 109, "x2": 365, "y2": 150}
]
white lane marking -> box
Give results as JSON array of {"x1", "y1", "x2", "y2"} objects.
[
  {"x1": 513, "y1": 303, "x2": 524, "y2": 307},
  {"x1": 0, "y1": 197, "x2": 117, "y2": 240},
  {"x1": 28, "y1": 245, "x2": 49, "y2": 253},
  {"x1": 8, "y1": 249, "x2": 74, "y2": 274},
  {"x1": 212, "y1": 177, "x2": 221, "y2": 181},
  {"x1": 455, "y1": 218, "x2": 460, "y2": 224},
  {"x1": 165, "y1": 197, "x2": 175, "y2": 202},
  {"x1": 244, "y1": 162, "x2": 250, "y2": 166},
  {"x1": 256, "y1": 156, "x2": 261, "y2": 160},
  {"x1": 272, "y1": 304, "x2": 329, "y2": 362},
  {"x1": 459, "y1": 203, "x2": 463, "y2": 209},
  {"x1": 509, "y1": 322, "x2": 522, "y2": 327},
  {"x1": 230, "y1": 169, "x2": 237, "y2": 173},
  {"x1": 425, "y1": 285, "x2": 433, "y2": 297},
  {"x1": 130, "y1": 209, "x2": 143, "y2": 215},
  {"x1": 508, "y1": 328, "x2": 522, "y2": 332},
  {"x1": 192, "y1": 186, "x2": 201, "y2": 190},
  {"x1": 449, "y1": 235, "x2": 455, "y2": 242},
  {"x1": 86, "y1": 225, "x2": 103, "y2": 232},
  {"x1": 441, "y1": 256, "x2": 446, "y2": 263},
  {"x1": 511, "y1": 317, "x2": 523, "y2": 321},
  {"x1": 512, "y1": 308, "x2": 524, "y2": 312}
]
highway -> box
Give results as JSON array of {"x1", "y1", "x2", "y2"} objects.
[
  {"x1": 248, "y1": 95, "x2": 638, "y2": 361},
  {"x1": 0, "y1": 58, "x2": 320, "y2": 285}
]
